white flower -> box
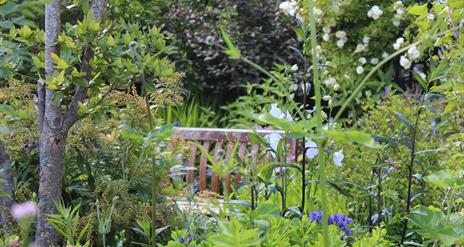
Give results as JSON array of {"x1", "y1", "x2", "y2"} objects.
[
  {"x1": 323, "y1": 26, "x2": 331, "y2": 33},
  {"x1": 279, "y1": 1, "x2": 298, "y2": 16},
  {"x1": 270, "y1": 104, "x2": 293, "y2": 121},
  {"x1": 367, "y1": 5, "x2": 383, "y2": 20},
  {"x1": 407, "y1": 45, "x2": 420, "y2": 60},
  {"x1": 290, "y1": 64, "x2": 299, "y2": 71},
  {"x1": 354, "y1": 44, "x2": 366, "y2": 53},
  {"x1": 396, "y1": 8, "x2": 404, "y2": 15},
  {"x1": 322, "y1": 33, "x2": 330, "y2": 41},
  {"x1": 324, "y1": 77, "x2": 337, "y2": 87},
  {"x1": 358, "y1": 57, "x2": 367, "y2": 64},
  {"x1": 11, "y1": 201, "x2": 38, "y2": 220},
  {"x1": 333, "y1": 149, "x2": 344, "y2": 167},
  {"x1": 336, "y1": 39, "x2": 345, "y2": 48},
  {"x1": 370, "y1": 58, "x2": 379, "y2": 65},
  {"x1": 265, "y1": 132, "x2": 282, "y2": 157},
  {"x1": 305, "y1": 139, "x2": 319, "y2": 159},
  {"x1": 400, "y1": 55, "x2": 411, "y2": 69},
  {"x1": 427, "y1": 13, "x2": 435, "y2": 21},
  {"x1": 382, "y1": 52, "x2": 389, "y2": 59},
  {"x1": 313, "y1": 7, "x2": 323, "y2": 16},
  {"x1": 363, "y1": 36, "x2": 370, "y2": 44},
  {"x1": 393, "y1": 21, "x2": 401, "y2": 27},
  {"x1": 335, "y1": 31, "x2": 347, "y2": 39},
  {"x1": 322, "y1": 95, "x2": 332, "y2": 101},
  {"x1": 356, "y1": 66, "x2": 364, "y2": 74},
  {"x1": 393, "y1": 37, "x2": 404, "y2": 50},
  {"x1": 333, "y1": 83, "x2": 341, "y2": 91}
]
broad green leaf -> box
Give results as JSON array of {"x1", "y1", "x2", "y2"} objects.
[
  {"x1": 51, "y1": 52, "x2": 69, "y2": 70},
  {"x1": 425, "y1": 170, "x2": 464, "y2": 189}
]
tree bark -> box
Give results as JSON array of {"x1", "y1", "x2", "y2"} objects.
[
  {"x1": 35, "y1": 0, "x2": 106, "y2": 245},
  {"x1": 0, "y1": 141, "x2": 14, "y2": 236}
]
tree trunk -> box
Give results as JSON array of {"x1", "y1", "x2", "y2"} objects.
[
  {"x1": 0, "y1": 140, "x2": 14, "y2": 236},
  {"x1": 35, "y1": 2, "x2": 64, "y2": 245},
  {"x1": 35, "y1": 0, "x2": 105, "y2": 245}
]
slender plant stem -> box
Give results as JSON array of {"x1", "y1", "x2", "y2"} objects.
[
  {"x1": 400, "y1": 95, "x2": 425, "y2": 244},
  {"x1": 307, "y1": 0, "x2": 328, "y2": 245}
]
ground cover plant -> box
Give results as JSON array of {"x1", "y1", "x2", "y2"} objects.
[{"x1": 0, "y1": 0, "x2": 463, "y2": 246}]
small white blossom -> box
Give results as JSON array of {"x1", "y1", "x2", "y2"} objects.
[
  {"x1": 400, "y1": 55, "x2": 411, "y2": 69},
  {"x1": 382, "y1": 52, "x2": 389, "y2": 59},
  {"x1": 393, "y1": 37, "x2": 404, "y2": 50},
  {"x1": 335, "y1": 31, "x2": 347, "y2": 39},
  {"x1": 336, "y1": 39, "x2": 345, "y2": 48},
  {"x1": 358, "y1": 57, "x2": 367, "y2": 65},
  {"x1": 407, "y1": 45, "x2": 420, "y2": 60},
  {"x1": 323, "y1": 26, "x2": 331, "y2": 33},
  {"x1": 324, "y1": 77, "x2": 337, "y2": 87},
  {"x1": 367, "y1": 5, "x2": 383, "y2": 20},
  {"x1": 322, "y1": 33, "x2": 330, "y2": 41},
  {"x1": 333, "y1": 83, "x2": 341, "y2": 91},
  {"x1": 427, "y1": 13, "x2": 435, "y2": 21},
  {"x1": 354, "y1": 44, "x2": 367, "y2": 53},
  {"x1": 393, "y1": 21, "x2": 401, "y2": 27},
  {"x1": 396, "y1": 8, "x2": 404, "y2": 15},
  {"x1": 363, "y1": 36, "x2": 370, "y2": 44},
  {"x1": 305, "y1": 139, "x2": 319, "y2": 159},
  {"x1": 333, "y1": 149, "x2": 344, "y2": 167},
  {"x1": 370, "y1": 58, "x2": 379, "y2": 65},
  {"x1": 313, "y1": 7, "x2": 323, "y2": 16},
  {"x1": 322, "y1": 95, "x2": 332, "y2": 101},
  {"x1": 356, "y1": 66, "x2": 364, "y2": 74},
  {"x1": 279, "y1": 1, "x2": 298, "y2": 16},
  {"x1": 290, "y1": 64, "x2": 299, "y2": 71}
]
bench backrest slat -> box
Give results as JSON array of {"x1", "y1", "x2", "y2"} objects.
[{"x1": 171, "y1": 128, "x2": 298, "y2": 193}]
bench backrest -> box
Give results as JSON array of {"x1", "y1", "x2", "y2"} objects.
[{"x1": 171, "y1": 127, "x2": 298, "y2": 193}]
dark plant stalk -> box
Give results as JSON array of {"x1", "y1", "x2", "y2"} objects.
[
  {"x1": 368, "y1": 169, "x2": 374, "y2": 231},
  {"x1": 376, "y1": 168, "x2": 382, "y2": 227},
  {"x1": 400, "y1": 95, "x2": 425, "y2": 244}
]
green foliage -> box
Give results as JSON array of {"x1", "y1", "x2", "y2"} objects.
[
  {"x1": 408, "y1": 206, "x2": 464, "y2": 246},
  {"x1": 45, "y1": 201, "x2": 91, "y2": 247}
]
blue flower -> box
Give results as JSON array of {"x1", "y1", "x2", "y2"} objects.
[{"x1": 178, "y1": 237, "x2": 185, "y2": 244}]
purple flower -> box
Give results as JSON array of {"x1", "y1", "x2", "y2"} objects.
[
  {"x1": 308, "y1": 211, "x2": 353, "y2": 239},
  {"x1": 11, "y1": 201, "x2": 38, "y2": 220},
  {"x1": 328, "y1": 214, "x2": 353, "y2": 236},
  {"x1": 178, "y1": 237, "x2": 185, "y2": 244},
  {"x1": 308, "y1": 210, "x2": 323, "y2": 223}
]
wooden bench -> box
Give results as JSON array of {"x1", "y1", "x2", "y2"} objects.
[{"x1": 170, "y1": 127, "x2": 298, "y2": 194}]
